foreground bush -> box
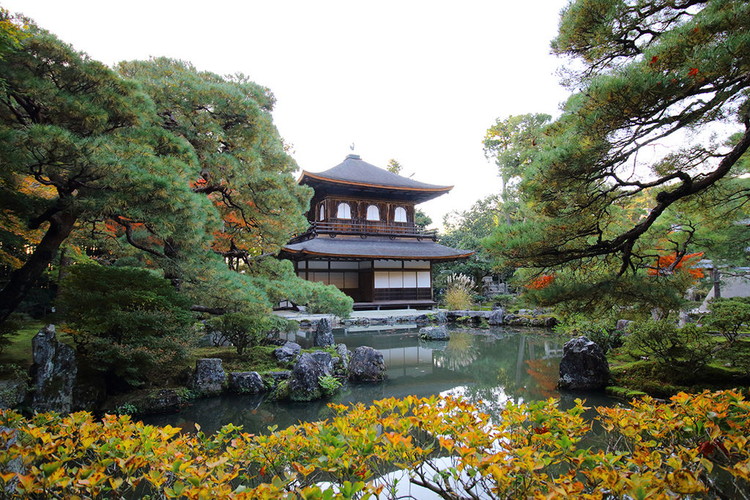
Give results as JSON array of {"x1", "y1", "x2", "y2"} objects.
[
  {"x1": 1, "y1": 391, "x2": 750, "y2": 498},
  {"x1": 57, "y1": 264, "x2": 195, "y2": 389}
]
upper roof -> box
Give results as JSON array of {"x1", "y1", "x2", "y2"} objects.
[{"x1": 298, "y1": 154, "x2": 452, "y2": 203}]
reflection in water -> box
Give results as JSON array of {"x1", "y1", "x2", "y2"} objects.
[{"x1": 143, "y1": 327, "x2": 615, "y2": 434}]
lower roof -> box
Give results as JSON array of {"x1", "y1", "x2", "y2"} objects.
[{"x1": 280, "y1": 236, "x2": 474, "y2": 261}]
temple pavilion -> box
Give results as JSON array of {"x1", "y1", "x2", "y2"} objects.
[{"x1": 280, "y1": 154, "x2": 473, "y2": 310}]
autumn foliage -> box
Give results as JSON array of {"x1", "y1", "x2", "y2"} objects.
[
  {"x1": 2, "y1": 390, "x2": 750, "y2": 498},
  {"x1": 526, "y1": 274, "x2": 555, "y2": 289},
  {"x1": 648, "y1": 252, "x2": 704, "y2": 278}
]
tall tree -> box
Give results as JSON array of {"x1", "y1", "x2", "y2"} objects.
[
  {"x1": 439, "y1": 195, "x2": 505, "y2": 285},
  {"x1": 0, "y1": 24, "x2": 214, "y2": 324},
  {"x1": 483, "y1": 114, "x2": 551, "y2": 225},
  {"x1": 487, "y1": 0, "x2": 750, "y2": 304},
  {"x1": 115, "y1": 59, "x2": 351, "y2": 315},
  {"x1": 117, "y1": 58, "x2": 311, "y2": 268}
]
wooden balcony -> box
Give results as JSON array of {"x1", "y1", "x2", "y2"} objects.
[{"x1": 304, "y1": 220, "x2": 438, "y2": 240}]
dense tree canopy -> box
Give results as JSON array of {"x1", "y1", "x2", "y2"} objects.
[
  {"x1": 439, "y1": 195, "x2": 505, "y2": 285},
  {"x1": 0, "y1": 19, "x2": 351, "y2": 324},
  {"x1": 486, "y1": 0, "x2": 750, "y2": 309},
  {"x1": 0, "y1": 22, "x2": 214, "y2": 323}
]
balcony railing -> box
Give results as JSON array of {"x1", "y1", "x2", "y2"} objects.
[{"x1": 302, "y1": 220, "x2": 438, "y2": 240}]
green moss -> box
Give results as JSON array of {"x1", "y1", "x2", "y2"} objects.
[
  {"x1": 192, "y1": 345, "x2": 281, "y2": 373},
  {"x1": 609, "y1": 358, "x2": 750, "y2": 399},
  {"x1": 605, "y1": 386, "x2": 647, "y2": 400}
]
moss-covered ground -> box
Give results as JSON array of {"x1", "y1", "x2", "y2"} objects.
[{"x1": 607, "y1": 337, "x2": 750, "y2": 399}]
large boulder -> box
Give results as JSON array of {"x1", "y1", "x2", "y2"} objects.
[
  {"x1": 274, "y1": 341, "x2": 301, "y2": 363},
  {"x1": 348, "y1": 346, "x2": 386, "y2": 382},
  {"x1": 313, "y1": 318, "x2": 335, "y2": 347},
  {"x1": 488, "y1": 308, "x2": 505, "y2": 326},
  {"x1": 289, "y1": 352, "x2": 334, "y2": 401},
  {"x1": 228, "y1": 372, "x2": 265, "y2": 394},
  {"x1": 191, "y1": 358, "x2": 225, "y2": 396},
  {"x1": 558, "y1": 336, "x2": 610, "y2": 391},
  {"x1": 30, "y1": 325, "x2": 77, "y2": 413},
  {"x1": 419, "y1": 325, "x2": 450, "y2": 341}
]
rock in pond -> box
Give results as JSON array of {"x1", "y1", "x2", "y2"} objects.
[
  {"x1": 289, "y1": 352, "x2": 334, "y2": 401},
  {"x1": 274, "y1": 341, "x2": 301, "y2": 363},
  {"x1": 488, "y1": 308, "x2": 505, "y2": 326},
  {"x1": 419, "y1": 325, "x2": 450, "y2": 341},
  {"x1": 228, "y1": 372, "x2": 265, "y2": 394},
  {"x1": 30, "y1": 325, "x2": 77, "y2": 414},
  {"x1": 191, "y1": 358, "x2": 225, "y2": 396},
  {"x1": 313, "y1": 318, "x2": 335, "y2": 347},
  {"x1": 348, "y1": 346, "x2": 386, "y2": 382},
  {"x1": 558, "y1": 336, "x2": 610, "y2": 391}
]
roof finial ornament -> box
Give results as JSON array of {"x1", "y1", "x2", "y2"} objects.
[{"x1": 349, "y1": 142, "x2": 355, "y2": 152}]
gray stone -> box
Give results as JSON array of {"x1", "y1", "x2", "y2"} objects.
[
  {"x1": 274, "y1": 341, "x2": 301, "y2": 363},
  {"x1": 530, "y1": 316, "x2": 558, "y2": 328},
  {"x1": 334, "y1": 343, "x2": 350, "y2": 374},
  {"x1": 434, "y1": 311, "x2": 448, "y2": 324},
  {"x1": 616, "y1": 319, "x2": 633, "y2": 332},
  {"x1": 558, "y1": 336, "x2": 610, "y2": 391},
  {"x1": 265, "y1": 370, "x2": 291, "y2": 389},
  {"x1": 419, "y1": 325, "x2": 450, "y2": 341},
  {"x1": 30, "y1": 325, "x2": 77, "y2": 413},
  {"x1": 0, "y1": 379, "x2": 26, "y2": 410},
  {"x1": 310, "y1": 351, "x2": 334, "y2": 374},
  {"x1": 289, "y1": 352, "x2": 334, "y2": 401},
  {"x1": 191, "y1": 358, "x2": 225, "y2": 395},
  {"x1": 488, "y1": 308, "x2": 505, "y2": 326},
  {"x1": 348, "y1": 346, "x2": 386, "y2": 382},
  {"x1": 415, "y1": 314, "x2": 431, "y2": 326},
  {"x1": 228, "y1": 372, "x2": 265, "y2": 394},
  {"x1": 313, "y1": 318, "x2": 335, "y2": 347}
]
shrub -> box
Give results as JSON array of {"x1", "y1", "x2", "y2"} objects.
[
  {"x1": 284, "y1": 279, "x2": 353, "y2": 318},
  {"x1": 443, "y1": 274, "x2": 475, "y2": 310},
  {"x1": 318, "y1": 374, "x2": 342, "y2": 397},
  {"x1": 625, "y1": 320, "x2": 714, "y2": 368},
  {"x1": 206, "y1": 312, "x2": 275, "y2": 356},
  {"x1": 0, "y1": 316, "x2": 20, "y2": 355},
  {"x1": 1, "y1": 390, "x2": 750, "y2": 498},
  {"x1": 57, "y1": 264, "x2": 195, "y2": 389},
  {"x1": 704, "y1": 297, "x2": 750, "y2": 344}
]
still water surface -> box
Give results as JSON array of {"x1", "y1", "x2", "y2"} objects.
[{"x1": 143, "y1": 326, "x2": 616, "y2": 434}]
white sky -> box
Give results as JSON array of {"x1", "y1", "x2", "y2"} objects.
[{"x1": 4, "y1": 0, "x2": 572, "y2": 228}]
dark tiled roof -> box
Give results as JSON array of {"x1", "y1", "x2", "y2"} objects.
[
  {"x1": 281, "y1": 236, "x2": 474, "y2": 261},
  {"x1": 299, "y1": 154, "x2": 452, "y2": 192}
]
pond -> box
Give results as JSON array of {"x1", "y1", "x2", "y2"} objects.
[{"x1": 142, "y1": 326, "x2": 617, "y2": 434}]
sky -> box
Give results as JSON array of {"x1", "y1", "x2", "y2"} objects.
[{"x1": 4, "y1": 0, "x2": 572, "y2": 228}]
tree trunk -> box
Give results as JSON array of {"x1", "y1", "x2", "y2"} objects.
[
  {"x1": 0, "y1": 211, "x2": 77, "y2": 325},
  {"x1": 711, "y1": 267, "x2": 721, "y2": 300}
]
